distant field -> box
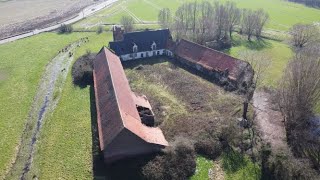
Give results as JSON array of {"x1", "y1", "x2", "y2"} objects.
[
  {"x1": 74, "y1": 0, "x2": 320, "y2": 32},
  {"x1": 0, "y1": 0, "x2": 92, "y2": 25}
]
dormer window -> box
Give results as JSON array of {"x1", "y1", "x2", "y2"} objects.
[
  {"x1": 151, "y1": 41, "x2": 157, "y2": 51},
  {"x1": 133, "y1": 43, "x2": 138, "y2": 53}
]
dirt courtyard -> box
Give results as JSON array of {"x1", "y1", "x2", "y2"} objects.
[
  {"x1": 0, "y1": 0, "x2": 94, "y2": 39},
  {"x1": 123, "y1": 58, "x2": 244, "y2": 140}
]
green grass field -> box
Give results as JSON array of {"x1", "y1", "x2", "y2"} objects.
[
  {"x1": 0, "y1": 32, "x2": 102, "y2": 179},
  {"x1": 28, "y1": 32, "x2": 111, "y2": 179},
  {"x1": 74, "y1": 0, "x2": 320, "y2": 32},
  {"x1": 191, "y1": 156, "x2": 214, "y2": 180}
]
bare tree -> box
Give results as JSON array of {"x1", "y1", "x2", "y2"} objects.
[
  {"x1": 158, "y1": 8, "x2": 172, "y2": 29},
  {"x1": 239, "y1": 50, "x2": 271, "y2": 120},
  {"x1": 225, "y1": 1, "x2": 241, "y2": 38},
  {"x1": 120, "y1": 16, "x2": 134, "y2": 33},
  {"x1": 279, "y1": 50, "x2": 320, "y2": 136},
  {"x1": 241, "y1": 9, "x2": 269, "y2": 41},
  {"x1": 254, "y1": 9, "x2": 269, "y2": 39},
  {"x1": 213, "y1": 2, "x2": 228, "y2": 40},
  {"x1": 241, "y1": 9, "x2": 256, "y2": 41},
  {"x1": 289, "y1": 23, "x2": 319, "y2": 48},
  {"x1": 197, "y1": 1, "x2": 214, "y2": 44}
]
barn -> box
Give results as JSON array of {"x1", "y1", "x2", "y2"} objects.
[
  {"x1": 93, "y1": 47, "x2": 168, "y2": 163},
  {"x1": 172, "y1": 39, "x2": 254, "y2": 91}
]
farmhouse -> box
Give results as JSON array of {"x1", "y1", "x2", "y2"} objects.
[
  {"x1": 109, "y1": 27, "x2": 174, "y2": 61},
  {"x1": 93, "y1": 47, "x2": 168, "y2": 163},
  {"x1": 109, "y1": 28, "x2": 253, "y2": 91}
]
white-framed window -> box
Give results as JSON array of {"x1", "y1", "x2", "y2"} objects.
[
  {"x1": 133, "y1": 43, "x2": 138, "y2": 53},
  {"x1": 151, "y1": 41, "x2": 157, "y2": 51}
]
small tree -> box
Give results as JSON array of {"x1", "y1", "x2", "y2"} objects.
[
  {"x1": 120, "y1": 16, "x2": 134, "y2": 33},
  {"x1": 96, "y1": 26, "x2": 104, "y2": 34},
  {"x1": 58, "y1": 24, "x2": 73, "y2": 34},
  {"x1": 158, "y1": 8, "x2": 171, "y2": 28},
  {"x1": 239, "y1": 50, "x2": 271, "y2": 120},
  {"x1": 241, "y1": 9, "x2": 269, "y2": 41},
  {"x1": 225, "y1": 1, "x2": 241, "y2": 38},
  {"x1": 254, "y1": 9, "x2": 269, "y2": 39},
  {"x1": 289, "y1": 23, "x2": 318, "y2": 48}
]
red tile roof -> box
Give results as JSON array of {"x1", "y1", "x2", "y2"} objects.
[
  {"x1": 174, "y1": 39, "x2": 248, "y2": 81},
  {"x1": 93, "y1": 47, "x2": 168, "y2": 151}
]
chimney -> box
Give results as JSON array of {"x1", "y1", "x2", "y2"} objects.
[{"x1": 112, "y1": 25, "x2": 124, "y2": 41}]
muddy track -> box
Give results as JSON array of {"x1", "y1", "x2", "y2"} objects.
[
  {"x1": 253, "y1": 91, "x2": 288, "y2": 151},
  {"x1": 5, "y1": 39, "x2": 86, "y2": 180}
]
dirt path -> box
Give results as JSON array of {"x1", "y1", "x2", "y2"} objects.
[
  {"x1": 5, "y1": 39, "x2": 86, "y2": 180},
  {"x1": 253, "y1": 91, "x2": 288, "y2": 151},
  {"x1": 209, "y1": 160, "x2": 225, "y2": 180}
]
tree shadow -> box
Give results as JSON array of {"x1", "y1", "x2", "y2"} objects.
[
  {"x1": 231, "y1": 36, "x2": 272, "y2": 51},
  {"x1": 245, "y1": 39, "x2": 272, "y2": 51}
]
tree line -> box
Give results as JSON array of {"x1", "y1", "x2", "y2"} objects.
[
  {"x1": 288, "y1": 0, "x2": 320, "y2": 7},
  {"x1": 278, "y1": 23, "x2": 320, "y2": 173},
  {"x1": 158, "y1": 1, "x2": 269, "y2": 46}
]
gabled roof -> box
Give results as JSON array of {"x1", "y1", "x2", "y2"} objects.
[
  {"x1": 109, "y1": 29, "x2": 171, "y2": 55},
  {"x1": 173, "y1": 39, "x2": 250, "y2": 81},
  {"x1": 93, "y1": 47, "x2": 168, "y2": 151}
]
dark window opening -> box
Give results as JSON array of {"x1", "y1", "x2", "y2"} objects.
[
  {"x1": 157, "y1": 51, "x2": 160, "y2": 55},
  {"x1": 136, "y1": 106, "x2": 154, "y2": 127},
  {"x1": 141, "y1": 53, "x2": 144, "y2": 58}
]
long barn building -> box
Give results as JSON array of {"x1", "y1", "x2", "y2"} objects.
[{"x1": 93, "y1": 47, "x2": 168, "y2": 163}]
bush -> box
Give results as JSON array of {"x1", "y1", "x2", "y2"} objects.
[
  {"x1": 142, "y1": 138, "x2": 196, "y2": 180},
  {"x1": 71, "y1": 52, "x2": 96, "y2": 87},
  {"x1": 262, "y1": 148, "x2": 319, "y2": 180},
  {"x1": 96, "y1": 26, "x2": 104, "y2": 34},
  {"x1": 58, "y1": 24, "x2": 73, "y2": 34},
  {"x1": 195, "y1": 139, "x2": 222, "y2": 159}
]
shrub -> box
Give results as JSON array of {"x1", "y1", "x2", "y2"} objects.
[
  {"x1": 262, "y1": 148, "x2": 319, "y2": 180},
  {"x1": 58, "y1": 24, "x2": 73, "y2": 34},
  {"x1": 195, "y1": 139, "x2": 222, "y2": 160},
  {"x1": 71, "y1": 52, "x2": 96, "y2": 87},
  {"x1": 96, "y1": 26, "x2": 104, "y2": 34},
  {"x1": 142, "y1": 138, "x2": 196, "y2": 180}
]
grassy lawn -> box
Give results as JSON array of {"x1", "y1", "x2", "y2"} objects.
[
  {"x1": 226, "y1": 35, "x2": 293, "y2": 87},
  {"x1": 191, "y1": 156, "x2": 214, "y2": 180},
  {"x1": 27, "y1": 32, "x2": 111, "y2": 179},
  {"x1": 222, "y1": 150, "x2": 261, "y2": 180},
  {"x1": 0, "y1": 32, "x2": 98, "y2": 179}
]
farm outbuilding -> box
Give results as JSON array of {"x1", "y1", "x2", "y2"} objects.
[
  {"x1": 93, "y1": 47, "x2": 168, "y2": 163},
  {"x1": 172, "y1": 39, "x2": 254, "y2": 91}
]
